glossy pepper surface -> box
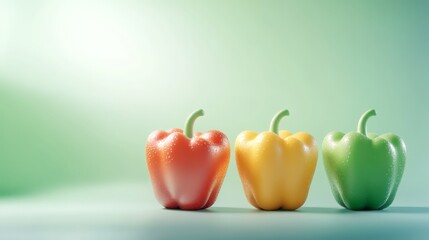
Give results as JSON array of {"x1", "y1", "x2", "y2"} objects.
[
  {"x1": 322, "y1": 109, "x2": 406, "y2": 210},
  {"x1": 235, "y1": 110, "x2": 318, "y2": 210},
  {"x1": 146, "y1": 109, "x2": 230, "y2": 210}
]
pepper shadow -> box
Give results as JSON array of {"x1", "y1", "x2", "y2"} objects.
[
  {"x1": 161, "y1": 207, "x2": 259, "y2": 214},
  {"x1": 379, "y1": 207, "x2": 429, "y2": 214},
  {"x1": 162, "y1": 206, "x2": 348, "y2": 214},
  {"x1": 161, "y1": 205, "x2": 429, "y2": 214}
]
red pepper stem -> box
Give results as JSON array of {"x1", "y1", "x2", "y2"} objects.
[
  {"x1": 269, "y1": 109, "x2": 290, "y2": 135},
  {"x1": 184, "y1": 109, "x2": 204, "y2": 138},
  {"x1": 358, "y1": 109, "x2": 376, "y2": 136}
]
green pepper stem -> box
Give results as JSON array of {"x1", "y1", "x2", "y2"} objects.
[
  {"x1": 184, "y1": 109, "x2": 204, "y2": 138},
  {"x1": 269, "y1": 109, "x2": 290, "y2": 134},
  {"x1": 357, "y1": 109, "x2": 376, "y2": 136}
]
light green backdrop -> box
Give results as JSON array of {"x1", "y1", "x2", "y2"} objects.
[{"x1": 0, "y1": 0, "x2": 427, "y2": 207}]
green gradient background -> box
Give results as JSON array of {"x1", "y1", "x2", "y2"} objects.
[{"x1": 0, "y1": 0, "x2": 428, "y2": 213}]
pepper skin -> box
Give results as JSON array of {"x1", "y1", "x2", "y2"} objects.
[
  {"x1": 146, "y1": 109, "x2": 230, "y2": 210},
  {"x1": 322, "y1": 109, "x2": 406, "y2": 210},
  {"x1": 235, "y1": 110, "x2": 318, "y2": 210}
]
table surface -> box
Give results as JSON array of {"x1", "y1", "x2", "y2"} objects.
[{"x1": 0, "y1": 183, "x2": 428, "y2": 240}]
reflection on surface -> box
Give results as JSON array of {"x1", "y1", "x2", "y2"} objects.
[
  {"x1": 145, "y1": 207, "x2": 429, "y2": 240},
  {"x1": 164, "y1": 206, "x2": 429, "y2": 214},
  {"x1": 380, "y1": 207, "x2": 429, "y2": 214},
  {"x1": 0, "y1": 183, "x2": 428, "y2": 240}
]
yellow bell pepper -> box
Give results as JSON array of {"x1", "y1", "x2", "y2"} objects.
[{"x1": 235, "y1": 109, "x2": 318, "y2": 210}]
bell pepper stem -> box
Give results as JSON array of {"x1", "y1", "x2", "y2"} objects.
[
  {"x1": 184, "y1": 109, "x2": 204, "y2": 138},
  {"x1": 358, "y1": 109, "x2": 376, "y2": 136},
  {"x1": 269, "y1": 109, "x2": 290, "y2": 134}
]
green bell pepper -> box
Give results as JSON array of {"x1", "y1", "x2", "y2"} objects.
[{"x1": 322, "y1": 109, "x2": 406, "y2": 210}]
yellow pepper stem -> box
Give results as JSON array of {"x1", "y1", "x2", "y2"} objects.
[{"x1": 269, "y1": 109, "x2": 290, "y2": 134}]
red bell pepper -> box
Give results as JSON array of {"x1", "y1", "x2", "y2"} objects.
[{"x1": 146, "y1": 109, "x2": 230, "y2": 210}]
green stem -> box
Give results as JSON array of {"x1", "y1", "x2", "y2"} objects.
[
  {"x1": 357, "y1": 109, "x2": 376, "y2": 136},
  {"x1": 184, "y1": 109, "x2": 204, "y2": 138},
  {"x1": 269, "y1": 109, "x2": 290, "y2": 134}
]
